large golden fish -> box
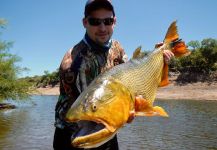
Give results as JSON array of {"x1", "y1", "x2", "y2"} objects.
[{"x1": 65, "y1": 21, "x2": 190, "y2": 148}]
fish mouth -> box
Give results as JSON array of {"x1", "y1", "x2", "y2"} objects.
[
  {"x1": 72, "y1": 120, "x2": 106, "y2": 138},
  {"x1": 71, "y1": 120, "x2": 116, "y2": 148}
]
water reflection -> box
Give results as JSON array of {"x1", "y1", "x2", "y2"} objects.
[{"x1": 0, "y1": 96, "x2": 217, "y2": 150}]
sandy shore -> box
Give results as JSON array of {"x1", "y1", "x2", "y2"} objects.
[
  {"x1": 35, "y1": 86, "x2": 60, "y2": 96},
  {"x1": 35, "y1": 81, "x2": 217, "y2": 101},
  {"x1": 156, "y1": 82, "x2": 217, "y2": 100}
]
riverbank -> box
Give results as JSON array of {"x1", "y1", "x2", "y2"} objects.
[
  {"x1": 35, "y1": 81, "x2": 217, "y2": 100},
  {"x1": 156, "y1": 82, "x2": 217, "y2": 100}
]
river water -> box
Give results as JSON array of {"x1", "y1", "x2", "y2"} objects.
[{"x1": 0, "y1": 96, "x2": 217, "y2": 150}]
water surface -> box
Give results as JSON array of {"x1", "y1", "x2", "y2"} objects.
[{"x1": 0, "y1": 96, "x2": 216, "y2": 150}]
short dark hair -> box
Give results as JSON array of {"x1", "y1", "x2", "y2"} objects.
[{"x1": 84, "y1": 0, "x2": 115, "y2": 18}]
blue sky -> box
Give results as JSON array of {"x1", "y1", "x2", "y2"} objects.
[{"x1": 1, "y1": 0, "x2": 217, "y2": 77}]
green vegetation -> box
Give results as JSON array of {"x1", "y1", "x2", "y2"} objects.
[
  {"x1": 24, "y1": 70, "x2": 59, "y2": 88},
  {"x1": 0, "y1": 19, "x2": 34, "y2": 101},
  {"x1": 169, "y1": 38, "x2": 217, "y2": 83}
]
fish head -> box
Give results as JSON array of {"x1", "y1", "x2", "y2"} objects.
[{"x1": 65, "y1": 77, "x2": 134, "y2": 148}]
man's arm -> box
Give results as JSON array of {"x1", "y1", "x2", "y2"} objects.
[{"x1": 55, "y1": 48, "x2": 81, "y2": 128}]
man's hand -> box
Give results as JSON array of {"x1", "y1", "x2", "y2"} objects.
[
  {"x1": 155, "y1": 42, "x2": 174, "y2": 64},
  {"x1": 163, "y1": 50, "x2": 174, "y2": 64}
]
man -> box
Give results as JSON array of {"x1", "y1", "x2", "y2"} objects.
[{"x1": 53, "y1": 0, "x2": 174, "y2": 150}]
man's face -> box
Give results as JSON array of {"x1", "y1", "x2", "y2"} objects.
[{"x1": 83, "y1": 8, "x2": 116, "y2": 45}]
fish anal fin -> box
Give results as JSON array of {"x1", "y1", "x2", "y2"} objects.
[{"x1": 159, "y1": 63, "x2": 169, "y2": 87}]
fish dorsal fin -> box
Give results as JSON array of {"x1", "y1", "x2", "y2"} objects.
[
  {"x1": 132, "y1": 46, "x2": 147, "y2": 59},
  {"x1": 164, "y1": 21, "x2": 179, "y2": 44}
]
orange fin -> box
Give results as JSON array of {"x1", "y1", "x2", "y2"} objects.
[
  {"x1": 164, "y1": 21, "x2": 191, "y2": 57},
  {"x1": 132, "y1": 46, "x2": 146, "y2": 59},
  {"x1": 135, "y1": 96, "x2": 152, "y2": 112},
  {"x1": 135, "y1": 106, "x2": 169, "y2": 117},
  {"x1": 134, "y1": 96, "x2": 168, "y2": 117},
  {"x1": 159, "y1": 63, "x2": 169, "y2": 87},
  {"x1": 164, "y1": 21, "x2": 179, "y2": 44},
  {"x1": 172, "y1": 41, "x2": 191, "y2": 57},
  {"x1": 152, "y1": 106, "x2": 169, "y2": 117}
]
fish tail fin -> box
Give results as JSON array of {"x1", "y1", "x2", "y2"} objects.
[
  {"x1": 134, "y1": 96, "x2": 169, "y2": 117},
  {"x1": 171, "y1": 40, "x2": 191, "y2": 57},
  {"x1": 164, "y1": 20, "x2": 179, "y2": 44},
  {"x1": 159, "y1": 21, "x2": 190, "y2": 87},
  {"x1": 164, "y1": 21, "x2": 190, "y2": 57}
]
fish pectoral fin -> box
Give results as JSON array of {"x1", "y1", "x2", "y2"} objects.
[
  {"x1": 135, "y1": 96, "x2": 151, "y2": 112},
  {"x1": 134, "y1": 96, "x2": 155, "y2": 116},
  {"x1": 135, "y1": 106, "x2": 169, "y2": 117},
  {"x1": 159, "y1": 63, "x2": 169, "y2": 87},
  {"x1": 134, "y1": 96, "x2": 169, "y2": 117},
  {"x1": 152, "y1": 106, "x2": 169, "y2": 117}
]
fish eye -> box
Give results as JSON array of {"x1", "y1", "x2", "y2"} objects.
[{"x1": 91, "y1": 103, "x2": 97, "y2": 112}]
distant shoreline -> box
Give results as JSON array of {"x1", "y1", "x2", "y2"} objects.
[
  {"x1": 156, "y1": 82, "x2": 217, "y2": 101},
  {"x1": 34, "y1": 82, "x2": 217, "y2": 101}
]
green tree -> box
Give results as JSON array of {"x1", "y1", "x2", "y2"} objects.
[
  {"x1": 187, "y1": 40, "x2": 201, "y2": 50},
  {"x1": 200, "y1": 38, "x2": 217, "y2": 71},
  {"x1": 36, "y1": 70, "x2": 59, "y2": 87},
  {"x1": 0, "y1": 18, "x2": 33, "y2": 101},
  {"x1": 171, "y1": 39, "x2": 217, "y2": 73}
]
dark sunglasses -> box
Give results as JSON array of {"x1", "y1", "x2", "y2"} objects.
[{"x1": 88, "y1": 17, "x2": 114, "y2": 26}]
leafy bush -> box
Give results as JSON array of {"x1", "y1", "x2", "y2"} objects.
[{"x1": 0, "y1": 19, "x2": 34, "y2": 101}]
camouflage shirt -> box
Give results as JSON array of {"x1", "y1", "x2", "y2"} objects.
[{"x1": 54, "y1": 39, "x2": 127, "y2": 129}]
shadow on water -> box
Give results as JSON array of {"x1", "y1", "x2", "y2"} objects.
[{"x1": 0, "y1": 96, "x2": 217, "y2": 150}]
